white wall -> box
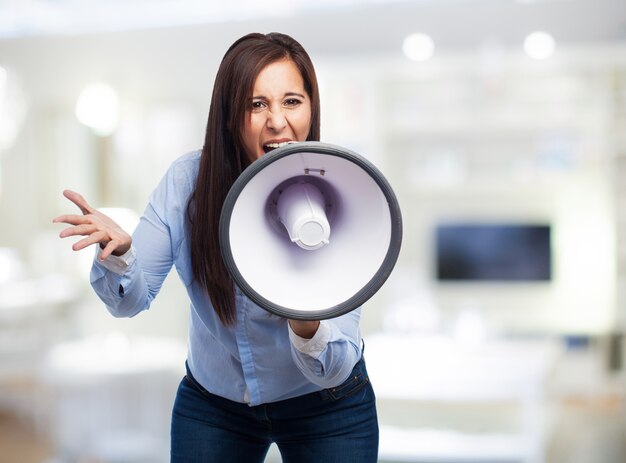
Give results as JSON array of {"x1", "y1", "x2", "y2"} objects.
[
  {"x1": 0, "y1": 24, "x2": 624, "y2": 339},
  {"x1": 319, "y1": 50, "x2": 624, "y2": 336}
]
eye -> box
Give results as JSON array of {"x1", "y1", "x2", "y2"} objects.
[
  {"x1": 284, "y1": 98, "x2": 302, "y2": 107},
  {"x1": 250, "y1": 100, "x2": 266, "y2": 112}
]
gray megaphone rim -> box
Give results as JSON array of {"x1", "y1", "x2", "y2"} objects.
[{"x1": 219, "y1": 141, "x2": 403, "y2": 320}]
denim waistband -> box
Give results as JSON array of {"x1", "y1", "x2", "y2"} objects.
[{"x1": 184, "y1": 354, "x2": 368, "y2": 406}]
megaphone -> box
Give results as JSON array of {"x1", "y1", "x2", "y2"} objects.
[{"x1": 219, "y1": 142, "x2": 402, "y2": 320}]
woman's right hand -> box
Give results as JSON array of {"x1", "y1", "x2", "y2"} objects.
[{"x1": 53, "y1": 189, "x2": 132, "y2": 261}]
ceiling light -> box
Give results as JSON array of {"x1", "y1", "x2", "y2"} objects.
[
  {"x1": 402, "y1": 33, "x2": 435, "y2": 62},
  {"x1": 523, "y1": 31, "x2": 556, "y2": 60},
  {"x1": 75, "y1": 82, "x2": 120, "y2": 136}
]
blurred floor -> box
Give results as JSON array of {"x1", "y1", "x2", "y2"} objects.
[
  {"x1": 546, "y1": 395, "x2": 626, "y2": 463},
  {"x1": 0, "y1": 399, "x2": 624, "y2": 463},
  {"x1": 0, "y1": 411, "x2": 53, "y2": 463}
]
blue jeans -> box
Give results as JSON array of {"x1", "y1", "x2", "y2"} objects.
[{"x1": 170, "y1": 357, "x2": 379, "y2": 462}]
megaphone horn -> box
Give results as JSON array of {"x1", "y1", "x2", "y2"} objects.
[{"x1": 219, "y1": 141, "x2": 402, "y2": 320}]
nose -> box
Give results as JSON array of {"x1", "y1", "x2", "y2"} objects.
[{"x1": 267, "y1": 108, "x2": 287, "y2": 131}]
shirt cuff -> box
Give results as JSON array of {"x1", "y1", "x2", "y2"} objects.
[
  {"x1": 95, "y1": 246, "x2": 136, "y2": 276},
  {"x1": 288, "y1": 321, "x2": 331, "y2": 359}
]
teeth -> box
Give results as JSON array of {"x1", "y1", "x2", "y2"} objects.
[{"x1": 265, "y1": 141, "x2": 296, "y2": 149}]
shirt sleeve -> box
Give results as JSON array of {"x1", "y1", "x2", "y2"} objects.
[
  {"x1": 95, "y1": 246, "x2": 136, "y2": 275},
  {"x1": 89, "y1": 157, "x2": 189, "y2": 318},
  {"x1": 288, "y1": 321, "x2": 331, "y2": 359},
  {"x1": 90, "y1": 244, "x2": 151, "y2": 317},
  {"x1": 288, "y1": 309, "x2": 363, "y2": 389}
]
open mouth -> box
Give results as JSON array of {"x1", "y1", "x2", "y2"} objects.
[{"x1": 263, "y1": 141, "x2": 296, "y2": 154}]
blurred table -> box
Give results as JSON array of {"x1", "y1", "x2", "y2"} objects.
[
  {"x1": 41, "y1": 334, "x2": 187, "y2": 463},
  {"x1": 366, "y1": 333, "x2": 563, "y2": 463},
  {"x1": 0, "y1": 273, "x2": 81, "y2": 418}
]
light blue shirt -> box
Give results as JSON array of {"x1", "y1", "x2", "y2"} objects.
[{"x1": 90, "y1": 150, "x2": 363, "y2": 406}]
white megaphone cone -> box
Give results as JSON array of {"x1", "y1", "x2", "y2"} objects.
[{"x1": 219, "y1": 142, "x2": 402, "y2": 320}]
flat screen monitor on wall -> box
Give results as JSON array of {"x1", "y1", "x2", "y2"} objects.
[{"x1": 435, "y1": 223, "x2": 552, "y2": 282}]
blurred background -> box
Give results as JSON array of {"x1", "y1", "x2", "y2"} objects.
[{"x1": 0, "y1": 0, "x2": 625, "y2": 462}]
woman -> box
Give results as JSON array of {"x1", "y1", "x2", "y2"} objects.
[{"x1": 54, "y1": 32, "x2": 378, "y2": 462}]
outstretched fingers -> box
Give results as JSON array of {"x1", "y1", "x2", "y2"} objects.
[
  {"x1": 99, "y1": 239, "x2": 122, "y2": 261},
  {"x1": 53, "y1": 214, "x2": 94, "y2": 227},
  {"x1": 58, "y1": 223, "x2": 98, "y2": 239},
  {"x1": 54, "y1": 189, "x2": 133, "y2": 258},
  {"x1": 71, "y1": 230, "x2": 109, "y2": 252},
  {"x1": 62, "y1": 189, "x2": 93, "y2": 215}
]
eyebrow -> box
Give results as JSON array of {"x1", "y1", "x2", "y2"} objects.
[{"x1": 252, "y1": 92, "x2": 307, "y2": 99}]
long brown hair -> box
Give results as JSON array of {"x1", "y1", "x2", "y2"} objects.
[{"x1": 187, "y1": 32, "x2": 321, "y2": 325}]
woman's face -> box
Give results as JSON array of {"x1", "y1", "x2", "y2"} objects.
[{"x1": 242, "y1": 59, "x2": 312, "y2": 160}]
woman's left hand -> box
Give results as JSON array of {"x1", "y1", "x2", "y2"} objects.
[{"x1": 288, "y1": 320, "x2": 320, "y2": 339}]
